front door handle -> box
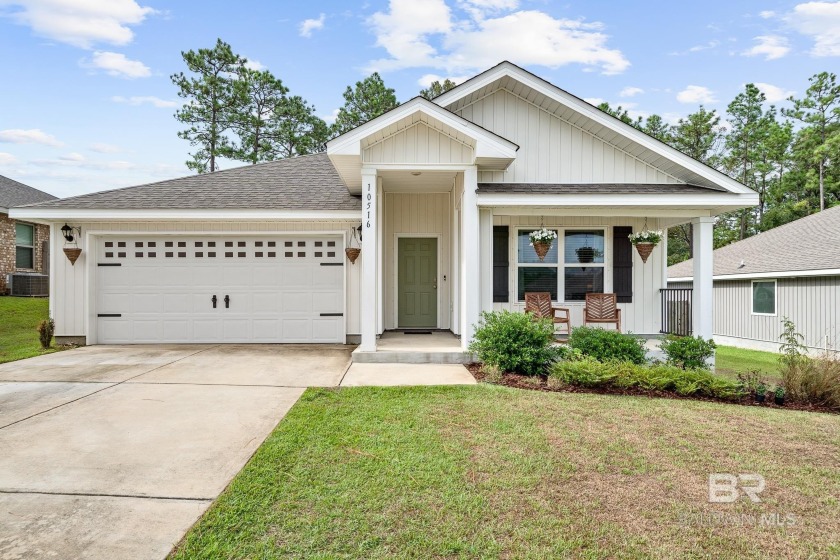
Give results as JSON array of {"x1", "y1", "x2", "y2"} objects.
[
  {"x1": 211, "y1": 295, "x2": 217, "y2": 308},
  {"x1": 224, "y1": 295, "x2": 230, "y2": 309}
]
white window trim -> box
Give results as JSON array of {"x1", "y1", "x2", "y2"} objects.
[
  {"x1": 751, "y1": 279, "x2": 777, "y2": 316},
  {"x1": 514, "y1": 226, "x2": 613, "y2": 303},
  {"x1": 15, "y1": 222, "x2": 35, "y2": 270}
]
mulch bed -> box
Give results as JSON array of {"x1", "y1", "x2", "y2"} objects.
[{"x1": 466, "y1": 363, "x2": 838, "y2": 415}]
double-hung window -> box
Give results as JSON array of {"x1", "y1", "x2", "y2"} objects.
[
  {"x1": 752, "y1": 280, "x2": 776, "y2": 315},
  {"x1": 516, "y1": 228, "x2": 606, "y2": 302},
  {"x1": 15, "y1": 223, "x2": 34, "y2": 269}
]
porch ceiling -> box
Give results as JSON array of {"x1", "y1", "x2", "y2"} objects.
[{"x1": 378, "y1": 170, "x2": 457, "y2": 192}]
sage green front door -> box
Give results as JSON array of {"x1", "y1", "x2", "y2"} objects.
[{"x1": 398, "y1": 237, "x2": 437, "y2": 328}]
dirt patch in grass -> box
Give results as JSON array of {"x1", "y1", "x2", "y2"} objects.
[{"x1": 466, "y1": 363, "x2": 839, "y2": 415}]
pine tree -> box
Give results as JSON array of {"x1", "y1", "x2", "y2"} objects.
[{"x1": 332, "y1": 73, "x2": 399, "y2": 135}]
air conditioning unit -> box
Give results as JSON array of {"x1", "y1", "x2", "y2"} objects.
[{"x1": 7, "y1": 273, "x2": 49, "y2": 297}]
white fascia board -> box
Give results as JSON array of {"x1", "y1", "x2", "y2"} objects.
[
  {"x1": 671, "y1": 269, "x2": 840, "y2": 282},
  {"x1": 8, "y1": 208, "x2": 362, "y2": 221},
  {"x1": 327, "y1": 97, "x2": 518, "y2": 159},
  {"x1": 436, "y1": 62, "x2": 754, "y2": 196},
  {"x1": 476, "y1": 192, "x2": 759, "y2": 210}
]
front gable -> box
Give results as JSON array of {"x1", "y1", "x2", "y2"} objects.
[
  {"x1": 453, "y1": 88, "x2": 681, "y2": 185},
  {"x1": 362, "y1": 121, "x2": 474, "y2": 165}
]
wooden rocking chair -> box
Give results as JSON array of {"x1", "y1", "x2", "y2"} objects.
[
  {"x1": 524, "y1": 292, "x2": 571, "y2": 336},
  {"x1": 583, "y1": 293, "x2": 621, "y2": 332}
]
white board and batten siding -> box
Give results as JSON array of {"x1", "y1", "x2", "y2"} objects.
[
  {"x1": 494, "y1": 216, "x2": 665, "y2": 335},
  {"x1": 670, "y1": 277, "x2": 840, "y2": 353},
  {"x1": 50, "y1": 221, "x2": 362, "y2": 343},
  {"x1": 383, "y1": 192, "x2": 452, "y2": 330},
  {"x1": 362, "y1": 122, "x2": 474, "y2": 165},
  {"x1": 453, "y1": 89, "x2": 681, "y2": 185}
]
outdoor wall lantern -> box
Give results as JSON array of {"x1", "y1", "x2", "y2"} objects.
[{"x1": 61, "y1": 223, "x2": 83, "y2": 265}]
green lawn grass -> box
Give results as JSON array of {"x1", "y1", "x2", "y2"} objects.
[
  {"x1": 0, "y1": 297, "x2": 58, "y2": 364},
  {"x1": 171, "y1": 385, "x2": 840, "y2": 559},
  {"x1": 716, "y1": 345, "x2": 781, "y2": 383}
]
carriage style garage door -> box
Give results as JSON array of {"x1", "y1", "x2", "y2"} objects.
[{"x1": 94, "y1": 235, "x2": 345, "y2": 344}]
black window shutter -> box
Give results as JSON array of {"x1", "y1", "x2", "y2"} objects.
[
  {"x1": 493, "y1": 226, "x2": 509, "y2": 302},
  {"x1": 613, "y1": 226, "x2": 633, "y2": 303}
]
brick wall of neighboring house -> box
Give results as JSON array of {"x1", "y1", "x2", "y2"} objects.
[{"x1": 0, "y1": 212, "x2": 50, "y2": 294}]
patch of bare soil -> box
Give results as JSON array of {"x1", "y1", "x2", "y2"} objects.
[{"x1": 466, "y1": 363, "x2": 838, "y2": 415}]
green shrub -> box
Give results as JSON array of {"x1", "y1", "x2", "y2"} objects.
[
  {"x1": 37, "y1": 318, "x2": 55, "y2": 349},
  {"x1": 469, "y1": 311, "x2": 558, "y2": 375},
  {"x1": 550, "y1": 360, "x2": 744, "y2": 400},
  {"x1": 568, "y1": 326, "x2": 647, "y2": 364},
  {"x1": 660, "y1": 335, "x2": 716, "y2": 369}
]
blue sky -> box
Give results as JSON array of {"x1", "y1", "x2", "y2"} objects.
[{"x1": 1, "y1": 0, "x2": 838, "y2": 199}]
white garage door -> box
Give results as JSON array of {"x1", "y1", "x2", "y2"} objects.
[{"x1": 95, "y1": 235, "x2": 345, "y2": 344}]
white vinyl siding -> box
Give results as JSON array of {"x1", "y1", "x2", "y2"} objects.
[
  {"x1": 363, "y1": 122, "x2": 474, "y2": 165},
  {"x1": 495, "y1": 215, "x2": 664, "y2": 334},
  {"x1": 453, "y1": 89, "x2": 682, "y2": 185}
]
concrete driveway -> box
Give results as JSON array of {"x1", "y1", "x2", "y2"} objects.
[{"x1": 0, "y1": 344, "x2": 353, "y2": 560}]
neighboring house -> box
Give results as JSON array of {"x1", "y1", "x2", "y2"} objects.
[
  {"x1": 11, "y1": 62, "x2": 757, "y2": 358},
  {"x1": 0, "y1": 174, "x2": 56, "y2": 295},
  {"x1": 669, "y1": 205, "x2": 840, "y2": 354}
]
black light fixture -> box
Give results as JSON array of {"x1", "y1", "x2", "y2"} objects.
[
  {"x1": 60, "y1": 223, "x2": 81, "y2": 243},
  {"x1": 353, "y1": 224, "x2": 363, "y2": 242}
]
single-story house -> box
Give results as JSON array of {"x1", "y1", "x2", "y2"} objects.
[
  {"x1": 11, "y1": 62, "x2": 757, "y2": 361},
  {"x1": 1, "y1": 174, "x2": 56, "y2": 295},
  {"x1": 669, "y1": 204, "x2": 840, "y2": 354}
]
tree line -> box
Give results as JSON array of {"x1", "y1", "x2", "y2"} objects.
[{"x1": 172, "y1": 41, "x2": 838, "y2": 263}]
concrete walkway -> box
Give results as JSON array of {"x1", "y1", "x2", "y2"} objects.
[{"x1": 0, "y1": 344, "x2": 352, "y2": 560}]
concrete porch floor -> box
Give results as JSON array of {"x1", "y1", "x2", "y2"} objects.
[{"x1": 351, "y1": 331, "x2": 473, "y2": 364}]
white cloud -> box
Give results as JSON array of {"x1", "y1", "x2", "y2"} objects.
[
  {"x1": 59, "y1": 152, "x2": 86, "y2": 162},
  {"x1": 417, "y1": 73, "x2": 468, "y2": 88},
  {"x1": 742, "y1": 35, "x2": 791, "y2": 60},
  {"x1": 366, "y1": 1, "x2": 629, "y2": 75},
  {"x1": 299, "y1": 13, "x2": 326, "y2": 37},
  {"x1": 619, "y1": 86, "x2": 644, "y2": 97},
  {"x1": 753, "y1": 82, "x2": 795, "y2": 103},
  {"x1": 583, "y1": 97, "x2": 606, "y2": 106},
  {"x1": 89, "y1": 142, "x2": 122, "y2": 153},
  {"x1": 787, "y1": 1, "x2": 840, "y2": 57},
  {"x1": 244, "y1": 59, "x2": 265, "y2": 71},
  {"x1": 321, "y1": 108, "x2": 340, "y2": 124},
  {"x1": 759, "y1": 10, "x2": 776, "y2": 19},
  {"x1": 111, "y1": 95, "x2": 178, "y2": 108},
  {"x1": 0, "y1": 128, "x2": 63, "y2": 147},
  {"x1": 3, "y1": 0, "x2": 155, "y2": 49},
  {"x1": 84, "y1": 51, "x2": 151, "y2": 78},
  {"x1": 0, "y1": 152, "x2": 19, "y2": 166},
  {"x1": 31, "y1": 154, "x2": 135, "y2": 171},
  {"x1": 676, "y1": 85, "x2": 717, "y2": 104}
]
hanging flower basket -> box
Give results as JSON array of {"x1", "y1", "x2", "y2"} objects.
[
  {"x1": 63, "y1": 247, "x2": 82, "y2": 266},
  {"x1": 529, "y1": 227, "x2": 557, "y2": 262},
  {"x1": 345, "y1": 247, "x2": 361, "y2": 264},
  {"x1": 628, "y1": 229, "x2": 663, "y2": 264}
]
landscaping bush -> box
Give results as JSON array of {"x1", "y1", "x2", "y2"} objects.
[
  {"x1": 37, "y1": 318, "x2": 55, "y2": 349},
  {"x1": 660, "y1": 335, "x2": 716, "y2": 369},
  {"x1": 568, "y1": 326, "x2": 647, "y2": 364},
  {"x1": 550, "y1": 359, "x2": 744, "y2": 400},
  {"x1": 780, "y1": 355, "x2": 840, "y2": 410},
  {"x1": 469, "y1": 311, "x2": 558, "y2": 375}
]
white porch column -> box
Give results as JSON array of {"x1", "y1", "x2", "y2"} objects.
[
  {"x1": 660, "y1": 227, "x2": 669, "y2": 289},
  {"x1": 461, "y1": 166, "x2": 480, "y2": 350},
  {"x1": 360, "y1": 169, "x2": 378, "y2": 352},
  {"x1": 479, "y1": 208, "x2": 493, "y2": 314},
  {"x1": 692, "y1": 217, "x2": 714, "y2": 340}
]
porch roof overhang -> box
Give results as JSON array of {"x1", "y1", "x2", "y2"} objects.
[
  {"x1": 327, "y1": 97, "x2": 518, "y2": 194},
  {"x1": 476, "y1": 189, "x2": 760, "y2": 218}
]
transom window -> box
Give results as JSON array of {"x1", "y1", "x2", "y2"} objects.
[
  {"x1": 516, "y1": 228, "x2": 606, "y2": 302},
  {"x1": 15, "y1": 223, "x2": 34, "y2": 269},
  {"x1": 752, "y1": 280, "x2": 776, "y2": 315}
]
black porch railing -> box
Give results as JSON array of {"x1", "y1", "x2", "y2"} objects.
[{"x1": 660, "y1": 288, "x2": 692, "y2": 336}]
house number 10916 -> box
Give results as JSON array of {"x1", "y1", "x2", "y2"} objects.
[{"x1": 365, "y1": 183, "x2": 372, "y2": 229}]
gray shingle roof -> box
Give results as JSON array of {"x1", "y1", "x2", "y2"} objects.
[
  {"x1": 476, "y1": 183, "x2": 725, "y2": 194},
  {"x1": 668, "y1": 204, "x2": 840, "y2": 278},
  {"x1": 0, "y1": 175, "x2": 56, "y2": 210},
  {"x1": 23, "y1": 153, "x2": 361, "y2": 211}
]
